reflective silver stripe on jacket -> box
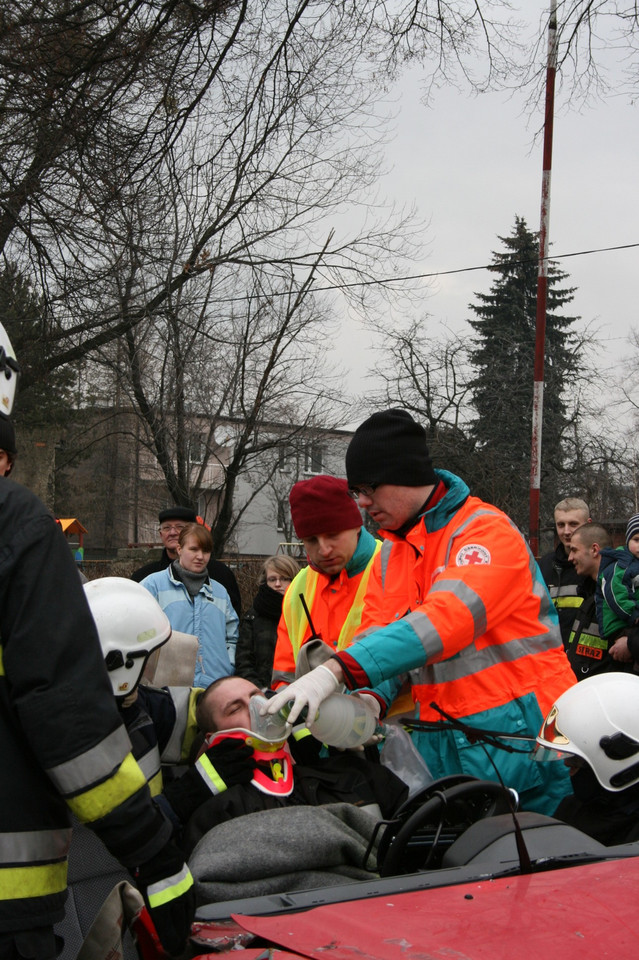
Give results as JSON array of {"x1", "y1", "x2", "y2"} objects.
[
  {"x1": 428, "y1": 580, "x2": 488, "y2": 638},
  {"x1": 146, "y1": 863, "x2": 193, "y2": 908},
  {"x1": 46, "y1": 724, "x2": 131, "y2": 796},
  {"x1": 380, "y1": 540, "x2": 393, "y2": 588},
  {"x1": 161, "y1": 687, "x2": 192, "y2": 764},
  {"x1": 0, "y1": 828, "x2": 72, "y2": 864},
  {"x1": 410, "y1": 629, "x2": 559, "y2": 687},
  {"x1": 403, "y1": 610, "x2": 445, "y2": 661},
  {"x1": 550, "y1": 583, "x2": 580, "y2": 598},
  {"x1": 137, "y1": 744, "x2": 161, "y2": 783}
]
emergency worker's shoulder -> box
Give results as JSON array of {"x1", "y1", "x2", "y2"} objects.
[
  {"x1": 0, "y1": 479, "x2": 58, "y2": 560},
  {"x1": 449, "y1": 496, "x2": 525, "y2": 565}
]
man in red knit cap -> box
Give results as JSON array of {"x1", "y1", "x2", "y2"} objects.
[{"x1": 271, "y1": 475, "x2": 382, "y2": 695}]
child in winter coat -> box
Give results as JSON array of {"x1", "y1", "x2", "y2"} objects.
[{"x1": 596, "y1": 513, "x2": 639, "y2": 666}]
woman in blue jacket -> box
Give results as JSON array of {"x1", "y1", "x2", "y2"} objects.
[{"x1": 142, "y1": 522, "x2": 238, "y2": 687}]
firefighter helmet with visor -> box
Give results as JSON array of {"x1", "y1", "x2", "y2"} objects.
[
  {"x1": 84, "y1": 577, "x2": 172, "y2": 698},
  {"x1": 535, "y1": 673, "x2": 639, "y2": 792}
]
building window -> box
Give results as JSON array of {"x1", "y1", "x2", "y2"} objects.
[
  {"x1": 277, "y1": 443, "x2": 289, "y2": 471},
  {"x1": 304, "y1": 442, "x2": 323, "y2": 475},
  {"x1": 277, "y1": 498, "x2": 287, "y2": 532},
  {"x1": 189, "y1": 432, "x2": 207, "y2": 465}
]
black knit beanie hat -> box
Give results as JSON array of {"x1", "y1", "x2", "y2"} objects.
[
  {"x1": 346, "y1": 409, "x2": 437, "y2": 487},
  {"x1": 0, "y1": 414, "x2": 16, "y2": 455},
  {"x1": 626, "y1": 513, "x2": 639, "y2": 547}
]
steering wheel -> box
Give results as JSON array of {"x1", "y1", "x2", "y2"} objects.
[
  {"x1": 378, "y1": 778, "x2": 514, "y2": 877},
  {"x1": 390, "y1": 774, "x2": 479, "y2": 820}
]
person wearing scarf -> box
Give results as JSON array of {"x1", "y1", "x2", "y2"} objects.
[{"x1": 235, "y1": 555, "x2": 300, "y2": 689}]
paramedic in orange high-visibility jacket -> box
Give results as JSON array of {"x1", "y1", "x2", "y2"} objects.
[
  {"x1": 266, "y1": 409, "x2": 577, "y2": 815},
  {"x1": 271, "y1": 475, "x2": 381, "y2": 690}
]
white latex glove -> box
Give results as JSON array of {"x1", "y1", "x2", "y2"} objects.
[{"x1": 263, "y1": 664, "x2": 340, "y2": 725}]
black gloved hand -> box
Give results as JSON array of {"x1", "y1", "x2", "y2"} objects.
[
  {"x1": 289, "y1": 728, "x2": 323, "y2": 765},
  {"x1": 135, "y1": 840, "x2": 195, "y2": 957},
  {"x1": 163, "y1": 737, "x2": 254, "y2": 823}
]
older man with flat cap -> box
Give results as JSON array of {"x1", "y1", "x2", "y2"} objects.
[{"x1": 267, "y1": 410, "x2": 576, "y2": 815}]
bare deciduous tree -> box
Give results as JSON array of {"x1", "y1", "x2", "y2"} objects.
[{"x1": 2, "y1": 0, "x2": 522, "y2": 389}]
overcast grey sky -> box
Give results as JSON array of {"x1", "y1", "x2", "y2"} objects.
[{"x1": 336, "y1": 4, "x2": 639, "y2": 408}]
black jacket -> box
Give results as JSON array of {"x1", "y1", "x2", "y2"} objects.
[
  {"x1": 131, "y1": 547, "x2": 241, "y2": 617},
  {"x1": 235, "y1": 583, "x2": 283, "y2": 688},
  {"x1": 565, "y1": 578, "x2": 632, "y2": 681},
  {"x1": 0, "y1": 480, "x2": 170, "y2": 932},
  {"x1": 538, "y1": 542, "x2": 586, "y2": 648}
]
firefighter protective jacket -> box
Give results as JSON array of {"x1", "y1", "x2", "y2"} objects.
[
  {"x1": 121, "y1": 685, "x2": 202, "y2": 798},
  {"x1": 538, "y1": 542, "x2": 586, "y2": 649},
  {"x1": 272, "y1": 527, "x2": 381, "y2": 688},
  {"x1": 566, "y1": 577, "x2": 633, "y2": 680},
  {"x1": 0, "y1": 480, "x2": 172, "y2": 932},
  {"x1": 336, "y1": 470, "x2": 577, "y2": 814}
]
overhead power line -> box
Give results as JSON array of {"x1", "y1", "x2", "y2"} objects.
[
  {"x1": 205, "y1": 240, "x2": 639, "y2": 305},
  {"x1": 311, "y1": 241, "x2": 639, "y2": 294}
]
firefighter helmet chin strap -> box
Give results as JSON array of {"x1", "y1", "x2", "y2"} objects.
[{"x1": 206, "y1": 729, "x2": 295, "y2": 796}]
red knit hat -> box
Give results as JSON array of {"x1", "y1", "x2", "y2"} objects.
[{"x1": 289, "y1": 475, "x2": 362, "y2": 538}]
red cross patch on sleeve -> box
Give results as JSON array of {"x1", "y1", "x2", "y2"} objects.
[{"x1": 456, "y1": 544, "x2": 491, "y2": 566}]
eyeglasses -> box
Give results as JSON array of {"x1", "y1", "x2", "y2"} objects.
[
  {"x1": 267, "y1": 575, "x2": 292, "y2": 585},
  {"x1": 348, "y1": 483, "x2": 379, "y2": 500},
  {"x1": 159, "y1": 523, "x2": 187, "y2": 533}
]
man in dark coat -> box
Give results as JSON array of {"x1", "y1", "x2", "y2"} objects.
[{"x1": 538, "y1": 497, "x2": 591, "y2": 648}]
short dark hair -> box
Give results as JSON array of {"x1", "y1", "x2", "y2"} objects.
[
  {"x1": 195, "y1": 676, "x2": 236, "y2": 731},
  {"x1": 571, "y1": 522, "x2": 612, "y2": 551}
]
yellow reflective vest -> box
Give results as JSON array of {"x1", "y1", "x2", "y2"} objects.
[{"x1": 272, "y1": 529, "x2": 381, "y2": 688}]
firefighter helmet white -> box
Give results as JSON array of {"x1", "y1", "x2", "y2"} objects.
[
  {"x1": 535, "y1": 672, "x2": 639, "y2": 792},
  {"x1": 0, "y1": 321, "x2": 19, "y2": 415},
  {"x1": 84, "y1": 577, "x2": 172, "y2": 698}
]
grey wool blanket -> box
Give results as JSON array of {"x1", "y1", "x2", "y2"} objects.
[{"x1": 189, "y1": 802, "x2": 381, "y2": 903}]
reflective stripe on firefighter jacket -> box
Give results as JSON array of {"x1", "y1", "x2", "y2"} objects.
[
  {"x1": 538, "y1": 544, "x2": 586, "y2": 648},
  {"x1": 122, "y1": 685, "x2": 202, "y2": 797},
  {"x1": 0, "y1": 479, "x2": 171, "y2": 932},
  {"x1": 336, "y1": 470, "x2": 576, "y2": 816},
  {"x1": 272, "y1": 528, "x2": 382, "y2": 688},
  {"x1": 566, "y1": 580, "x2": 633, "y2": 681}
]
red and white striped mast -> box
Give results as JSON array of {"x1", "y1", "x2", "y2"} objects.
[{"x1": 529, "y1": 0, "x2": 558, "y2": 556}]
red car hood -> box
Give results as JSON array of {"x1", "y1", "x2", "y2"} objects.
[{"x1": 232, "y1": 856, "x2": 639, "y2": 959}]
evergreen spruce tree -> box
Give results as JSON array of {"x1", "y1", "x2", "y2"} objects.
[{"x1": 468, "y1": 216, "x2": 579, "y2": 529}]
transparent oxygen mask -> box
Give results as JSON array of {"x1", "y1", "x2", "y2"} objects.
[{"x1": 248, "y1": 694, "x2": 290, "y2": 746}]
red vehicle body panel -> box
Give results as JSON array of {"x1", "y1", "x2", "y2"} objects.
[{"x1": 234, "y1": 857, "x2": 639, "y2": 960}]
